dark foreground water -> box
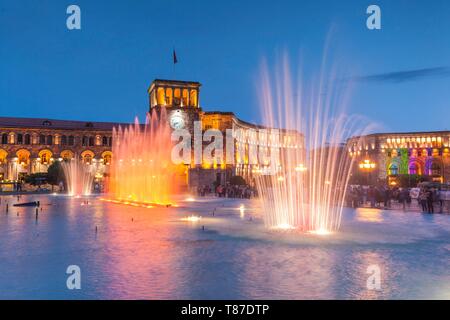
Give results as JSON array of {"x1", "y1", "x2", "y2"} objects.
[{"x1": 0, "y1": 194, "x2": 449, "y2": 299}]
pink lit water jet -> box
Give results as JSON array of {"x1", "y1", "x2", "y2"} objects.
[
  {"x1": 109, "y1": 108, "x2": 178, "y2": 206},
  {"x1": 256, "y1": 56, "x2": 373, "y2": 233},
  {"x1": 61, "y1": 159, "x2": 95, "y2": 196}
]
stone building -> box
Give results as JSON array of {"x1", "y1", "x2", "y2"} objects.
[
  {"x1": 0, "y1": 79, "x2": 304, "y2": 190},
  {"x1": 346, "y1": 131, "x2": 450, "y2": 185},
  {"x1": 0, "y1": 117, "x2": 119, "y2": 183}
]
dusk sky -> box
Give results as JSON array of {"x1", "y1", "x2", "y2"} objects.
[{"x1": 1, "y1": 0, "x2": 449, "y2": 133}]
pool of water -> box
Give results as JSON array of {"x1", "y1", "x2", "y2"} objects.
[{"x1": 0, "y1": 194, "x2": 449, "y2": 299}]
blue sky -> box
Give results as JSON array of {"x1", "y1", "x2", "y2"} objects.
[{"x1": 0, "y1": 0, "x2": 449, "y2": 133}]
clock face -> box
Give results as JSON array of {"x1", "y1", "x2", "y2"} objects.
[{"x1": 169, "y1": 113, "x2": 185, "y2": 129}]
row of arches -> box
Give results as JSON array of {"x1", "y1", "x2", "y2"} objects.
[
  {"x1": 387, "y1": 159, "x2": 443, "y2": 176},
  {"x1": 388, "y1": 148, "x2": 450, "y2": 158},
  {"x1": 155, "y1": 87, "x2": 198, "y2": 107},
  {"x1": 0, "y1": 133, "x2": 112, "y2": 147},
  {"x1": 0, "y1": 148, "x2": 112, "y2": 166}
]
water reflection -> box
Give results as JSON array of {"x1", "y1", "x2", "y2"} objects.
[{"x1": 0, "y1": 195, "x2": 449, "y2": 299}]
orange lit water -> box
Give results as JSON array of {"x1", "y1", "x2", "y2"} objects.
[{"x1": 109, "y1": 108, "x2": 177, "y2": 206}]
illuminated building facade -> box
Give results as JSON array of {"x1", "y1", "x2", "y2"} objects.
[
  {"x1": 347, "y1": 131, "x2": 450, "y2": 185},
  {"x1": 0, "y1": 117, "x2": 117, "y2": 183},
  {"x1": 0, "y1": 79, "x2": 304, "y2": 189},
  {"x1": 149, "y1": 79, "x2": 304, "y2": 189}
]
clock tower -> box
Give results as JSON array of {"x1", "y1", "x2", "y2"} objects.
[{"x1": 147, "y1": 79, "x2": 202, "y2": 133}]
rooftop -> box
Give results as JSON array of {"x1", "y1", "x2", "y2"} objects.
[{"x1": 0, "y1": 117, "x2": 129, "y2": 131}]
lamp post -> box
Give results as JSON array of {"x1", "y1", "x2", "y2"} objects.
[{"x1": 359, "y1": 159, "x2": 376, "y2": 186}]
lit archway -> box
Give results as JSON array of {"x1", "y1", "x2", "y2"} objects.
[
  {"x1": 16, "y1": 149, "x2": 31, "y2": 166},
  {"x1": 38, "y1": 149, "x2": 53, "y2": 165},
  {"x1": 101, "y1": 151, "x2": 112, "y2": 165},
  {"x1": 60, "y1": 150, "x2": 74, "y2": 161},
  {"x1": 81, "y1": 150, "x2": 95, "y2": 165},
  {"x1": 0, "y1": 149, "x2": 8, "y2": 165},
  {"x1": 408, "y1": 160, "x2": 423, "y2": 175}
]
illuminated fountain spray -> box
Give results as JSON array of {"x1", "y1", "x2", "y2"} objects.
[
  {"x1": 109, "y1": 108, "x2": 177, "y2": 206},
  {"x1": 256, "y1": 56, "x2": 371, "y2": 233},
  {"x1": 61, "y1": 159, "x2": 95, "y2": 196}
]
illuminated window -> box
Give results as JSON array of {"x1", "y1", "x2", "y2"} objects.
[
  {"x1": 388, "y1": 163, "x2": 399, "y2": 175},
  {"x1": 61, "y1": 150, "x2": 74, "y2": 161},
  {"x1": 0, "y1": 149, "x2": 7, "y2": 164},
  {"x1": 17, "y1": 149, "x2": 30, "y2": 165},
  {"x1": 432, "y1": 149, "x2": 439, "y2": 157},
  {"x1": 41, "y1": 152, "x2": 49, "y2": 164},
  {"x1": 165, "y1": 88, "x2": 173, "y2": 105},
  {"x1": 102, "y1": 151, "x2": 112, "y2": 165},
  {"x1": 157, "y1": 87, "x2": 165, "y2": 105},
  {"x1": 182, "y1": 89, "x2": 189, "y2": 106},
  {"x1": 174, "y1": 88, "x2": 181, "y2": 106},
  {"x1": 190, "y1": 90, "x2": 197, "y2": 107},
  {"x1": 409, "y1": 162, "x2": 421, "y2": 175},
  {"x1": 391, "y1": 149, "x2": 398, "y2": 157}
]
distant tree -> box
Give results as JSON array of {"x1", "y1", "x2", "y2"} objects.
[
  {"x1": 229, "y1": 175, "x2": 246, "y2": 186},
  {"x1": 47, "y1": 161, "x2": 65, "y2": 186},
  {"x1": 24, "y1": 173, "x2": 48, "y2": 187}
]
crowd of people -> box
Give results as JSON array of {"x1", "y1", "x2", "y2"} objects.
[
  {"x1": 347, "y1": 185, "x2": 448, "y2": 213},
  {"x1": 197, "y1": 184, "x2": 256, "y2": 199}
]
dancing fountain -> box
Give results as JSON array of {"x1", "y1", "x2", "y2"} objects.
[
  {"x1": 256, "y1": 57, "x2": 371, "y2": 233},
  {"x1": 108, "y1": 108, "x2": 177, "y2": 206},
  {"x1": 60, "y1": 159, "x2": 95, "y2": 196}
]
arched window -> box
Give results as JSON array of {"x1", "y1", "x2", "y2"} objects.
[
  {"x1": 39, "y1": 150, "x2": 52, "y2": 164},
  {"x1": 102, "y1": 136, "x2": 108, "y2": 146},
  {"x1": 108, "y1": 137, "x2": 112, "y2": 147},
  {"x1": 81, "y1": 151, "x2": 94, "y2": 165},
  {"x1": 157, "y1": 87, "x2": 165, "y2": 105},
  {"x1": 16, "y1": 149, "x2": 30, "y2": 165},
  {"x1": 47, "y1": 135, "x2": 53, "y2": 145},
  {"x1": 17, "y1": 134, "x2": 23, "y2": 144},
  {"x1": 409, "y1": 162, "x2": 422, "y2": 175},
  {"x1": 173, "y1": 88, "x2": 181, "y2": 106},
  {"x1": 39, "y1": 135, "x2": 46, "y2": 145},
  {"x1": 165, "y1": 88, "x2": 173, "y2": 105},
  {"x1": 182, "y1": 89, "x2": 189, "y2": 106},
  {"x1": 388, "y1": 163, "x2": 399, "y2": 175},
  {"x1": 88, "y1": 137, "x2": 94, "y2": 146},
  {"x1": 102, "y1": 151, "x2": 112, "y2": 165},
  {"x1": 61, "y1": 135, "x2": 67, "y2": 145},
  {"x1": 190, "y1": 90, "x2": 198, "y2": 107},
  {"x1": 82, "y1": 136, "x2": 88, "y2": 146},
  {"x1": 0, "y1": 149, "x2": 7, "y2": 164},
  {"x1": 24, "y1": 134, "x2": 31, "y2": 145},
  {"x1": 60, "y1": 150, "x2": 74, "y2": 161},
  {"x1": 391, "y1": 149, "x2": 398, "y2": 157},
  {"x1": 1, "y1": 133, "x2": 8, "y2": 144},
  {"x1": 68, "y1": 136, "x2": 75, "y2": 146}
]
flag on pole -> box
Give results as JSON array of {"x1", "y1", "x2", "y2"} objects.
[{"x1": 173, "y1": 49, "x2": 178, "y2": 64}]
